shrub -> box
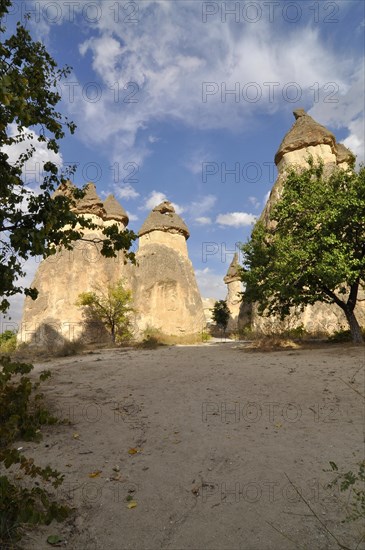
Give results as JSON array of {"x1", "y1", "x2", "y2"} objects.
[
  {"x1": 328, "y1": 329, "x2": 353, "y2": 343},
  {"x1": 139, "y1": 336, "x2": 160, "y2": 349},
  {"x1": 54, "y1": 339, "x2": 85, "y2": 357},
  {"x1": 0, "y1": 330, "x2": 17, "y2": 355},
  {"x1": 0, "y1": 356, "x2": 71, "y2": 545},
  {"x1": 245, "y1": 336, "x2": 300, "y2": 351},
  {"x1": 139, "y1": 326, "x2": 204, "y2": 346},
  {"x1": 76, "y1": 280, "x2": 134, "y2": 345},
  {"x1": 327, "y1": 460, "x2": 365, "y2": 523}
]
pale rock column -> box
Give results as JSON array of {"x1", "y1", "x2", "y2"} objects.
[
  {"x1": 224, "y1": 253, "x2": 243, "y2": 332},
  {"x1": 133, "y1": 201, "x2": 206, "y2": 338}
]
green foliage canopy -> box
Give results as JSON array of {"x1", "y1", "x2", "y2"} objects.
[
  {"x1": 0, "y1": 0, "x2": 136, "y2": 313},
  {"x1": 212, "y1": 300, "x2": 230, "y2": 332},
  {"x1": 241, "y1": 160, "x2": 365, "y2": 343},
  {"x1": 76, "y1": 280, "x2": 134, "y2": 344}
]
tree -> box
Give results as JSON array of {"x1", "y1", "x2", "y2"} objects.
[
  {"x1": 0, "y1": 0, "x2": 136, "y2": 314},
  {"x1": 76, "y1": 280, "x2": 134, "y2": 344},
  {"x1": 0, "y1": 5, "x2": 136, "y2": 543},
  {"x1": 212, "y1": 300, "x2": 230, "y2": 337},
  {"x1": 241, "y1": 160, "x2": 365, "y2": 344}
]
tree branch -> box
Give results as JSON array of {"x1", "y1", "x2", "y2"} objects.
[{"x1": 321, "y1": 285, "x2": 347, "y2": 311}]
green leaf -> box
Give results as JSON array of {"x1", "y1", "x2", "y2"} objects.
[{"x1": 47, "y1": 534, "x2": 64, "y2": 545}]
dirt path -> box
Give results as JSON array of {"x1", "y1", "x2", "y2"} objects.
[{"x1": 15, "y1": 343, "x2": 365, "y2": 549}]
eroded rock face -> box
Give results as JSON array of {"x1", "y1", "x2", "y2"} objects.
[
  {"x1": 274, "y1": 108, "x2": 336, "y2": 166},
  {"x1": 139, "y1": 201, "x2": 189, "y2": 239},
  {"x1": 103, "y1": 194, "x2": 129, "y2": 226},
  {"x1": 18, "y1": 193, "x2": 206, "y2": 346},
  {"x1": 19, "y1": 224, "x2": 132, "y2": 347},
  {"x1": 201, "y1": 297, "x2": 216, "y2": 325},
  {"x1": 261, "y1": 110, "x2": 353, "y2": 228},
  {"x1": 19, "y1": 183, "x2": 132, "y2": 346},
  {"x1": 133, "y1": 244, "x2": 205, "y2": 337},
  {"x1": 245, "y1": 110, "x2": 362, "y2": 336},
  {"x1": 224, "y1": 253, "x2": 242, "y2": 332},
  {"x1": 133, "y1": 202, "x2": 205, "y2": 338}
]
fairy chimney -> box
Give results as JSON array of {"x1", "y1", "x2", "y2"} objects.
[
  {"x1": 247, "y1": 109, "x2": 364, "y2": 335},
  {"x1": 103, "y1": 194, "x2": 129, "y2": 229},
  {"x1": 133, "y1": 201, "x2": 205, "y2": 338},
  {"x1": 224, "y1": 253, "x2": 242, "y2": 330},
  {"x1": 261, "y1": 109, "x2": 354, "y2": 226},
  {"x1": 18, "y1": 184, "x2": 131, "y2": 347}
]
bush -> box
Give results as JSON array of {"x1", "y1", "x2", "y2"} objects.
[
  {"x1": 201, "y1": 331, "x2": 211, "y2": 342},
  {"x1": 76, "y1": 280, "x2": 134, "y2": 345},
  {"x1": 0, "y1": 330, "x2": 17, "y2": 355},
  {"x1": 138, "y1": 336, "x2": 160, "y2": 349},
  {"x1": 138, "y1": 326, "x2": 204, "y2": 346},
  {"x1": 0, "y1": 356, "x2": 71, "y2": 545},
  {"x1": 283, "y1": 324, "x2": 306, "y2": 339},
  {"x1": 54, "y1": 339, "x2": 85, "y2": 357},
  {"x1": 327, "y1": 460, "x2": 365, "y2": 523},
  {"x1": 245, "y1": 336, "x2": 300, "y2": 352},
  {"x1": 328, "y1": 329, "x2": 353, "y2": 343},
  {"x1": 238, "y1": 326, "x2": 260, "y2": 340},
  {"x1": 328, "y1": 327, "x2": 365, "y2": 343}
]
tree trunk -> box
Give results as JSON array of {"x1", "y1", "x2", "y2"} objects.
[
  {"x1": 111, "y1": 326, "x2": 116, "y2": 344},
  {"x1": 344, "y1": 308, "x2": 363, "y2": 344}
]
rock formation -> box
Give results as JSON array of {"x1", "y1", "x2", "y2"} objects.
[
  {"x1": 243, "y1": 109, "x2": 364, "y2": 335},
  {"x1": 19, "y1": 183, "x2": 132, "y2": 346},
  {"x1": 201, "y1": 297, "x2": 216, "y2": 326},
  {"x1": 223, "y1": 253, "x2": 242, "y2": 332},
  {"x1": 261, "y1": 109, "x2": 354, "y2": 228},
  {"x1": 132, "y1": 201, "x2": 206, "y2": 338},
  {"x1": 18, "y1": 191, "x2": 205, "y2": 346}
]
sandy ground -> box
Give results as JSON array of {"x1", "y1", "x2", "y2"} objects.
[{"x1": 6, "y1": 342, "x2": 365, "y2": 550}]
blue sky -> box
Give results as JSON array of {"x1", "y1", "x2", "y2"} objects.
[{"x1": 2, "y1": 0, "x2": 365, "y2": 326}]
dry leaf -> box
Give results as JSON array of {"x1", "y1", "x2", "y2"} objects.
[
  {"x1": 73, "y1": 433, "x2": 80, "y2": 439},
  {"x1": 127, "y1": 500, "x2": 137, "y2": 509},
  {"x1": 128, "y1": 447, "x2": 142, "y2": 455},
  {"x1": 88, "y1": 470, "x2": 102, "y2": 478}
]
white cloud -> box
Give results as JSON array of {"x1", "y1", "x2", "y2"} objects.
[
  {"x1": 195, "y1": 216, "x2": 212, "y2": 225},
  {"x1": 343, "y1": 117, "x2": 364, "y2": 164},
  {"x1": 216, "y1": 212, "x2": 257, "y2": 227},
  {"x1": 1, "y1": 124, "x2": 63, "y2": 188},
  {"x1": 144, "y1": 191, "x2": 168, "y2": 210},
  {"x1": 3, "y1": 256, "x2": 40, "y2": 326},
  {"x1": 141, "y1": 190, "x2": 184, "y2": 214},
  {"x1": 114, "y1": 185, "x2": 140, "y2": 200},
  {"x1": 126, "y1": 211, "x2": 138, "y2": 222},
  {"x1": 64, "y1": 2, "x2": 360, "y2": 169},
  {"x1": 79, "y1": 35, "x2": 123, "y2": 83},
  {"x1": 263, "y1": 190, "x2": 271, "y2": 206},
  {"x1": 188, "y1": 195, "x2": 217, "y2": 217},
  {"x1": 308, "y1": 64, "x2": 364, "y2": 164},
  {"x1": 248, "y1": 196, "x2": 260, "y2": 209},
  {"x1": 195, "y1": 267, "x2": 226, "y2": 300},
  {"x1": 184, "y1": 148, "x2": 213, "y2": 175}
]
